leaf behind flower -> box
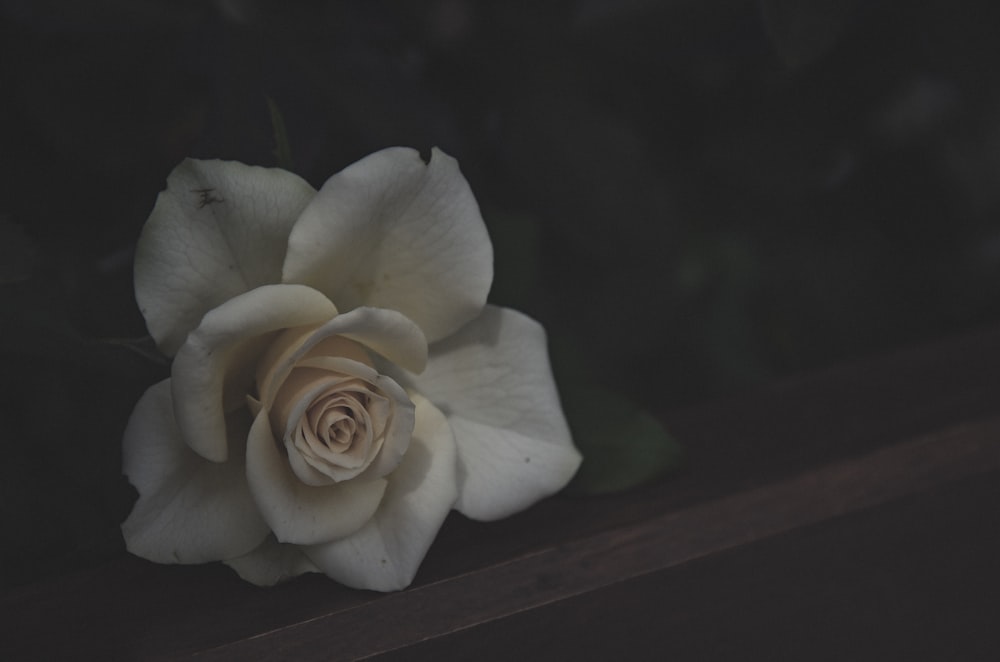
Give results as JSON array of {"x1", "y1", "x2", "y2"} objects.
[{"x1": 561, "y1": 383, "x2": 684, "y2": 496}]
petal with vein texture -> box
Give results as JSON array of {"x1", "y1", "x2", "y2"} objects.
[
  {"x1": 283, "y1": 147, "x2": 492, "y2": 343},
  {"x1": 121, "y1": 380, "x2": 270, "y2": 564},
  {"x1": 135, "y1": 159, "x2": 315, "y2": 355},
  {"x1": 401, "y1": 305, "x2": 581, "y2": 520}
]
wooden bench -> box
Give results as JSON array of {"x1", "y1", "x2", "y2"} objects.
[{"x1": 4, "y1": 324, "x2": 999, "y2": 660}]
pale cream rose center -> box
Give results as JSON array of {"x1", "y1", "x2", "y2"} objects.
[{"x1": 252, "y1": 326, "x2": 411, "y2": 486}]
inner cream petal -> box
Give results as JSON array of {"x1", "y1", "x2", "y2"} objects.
[
  {"x1": 255, "y1": 324, "x2": 321, "y2": 406},
  {"x1": 291, "y1": 424, "x2": 362, "y2": 483},
  {"x1": 304, "y1": 397, "x2": 371, "y2": 469},
  {"x1": 255, "y1": 324, "x2": 375, "y2": 410},
  {"x1": 281, "y1": 384, "x2": 385, "y2": 482},
  {"x1": 265, "y1": 357, "x2": 411, "y2": 485},
  {"x1": 364, "y1": 391, "x2": 391, "y2": 437},
  {"x1": 304, "y1": 335, "x2": 374, "y2": 366},
  {"x1": 291, "y1": 356, "x2": 414, "y2": 482},
  {"x1": 269, "y1": 369, "x2": 361, "y2": 439},
  {"x1": 317, "y1": 407, "x2": 353, "y2": 451},
  {"x1": 284, "y1": 435, "x2": 338, "y2": 487}
]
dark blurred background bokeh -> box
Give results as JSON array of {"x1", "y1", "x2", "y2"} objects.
[{"x1": 3, "y1": 0, "x2": 1000, "y2": 587}]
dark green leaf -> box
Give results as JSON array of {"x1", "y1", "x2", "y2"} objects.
[{"x1": 563, "y1": 384, "x2": 684, "y2": 495}]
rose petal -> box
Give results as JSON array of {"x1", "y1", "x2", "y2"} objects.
[
  {"x1": 135, "y1": 159, "x2": 316, "y2": 356},
  {"x1": 245, "y1": 408, "x2": 390, "y2": 546},
  {"x1": 283, "y1": 147, "x2": 492, "y2": 343},
  {"x1": 223, "y1": 535, "x2": 319, "y2": 587},
  {"x1": 399, "y1": 305, "x2": 581, "y2": 521},
  {"x1": 310, "y1": 307, "x2": 428, "y2": 374},
  {"x1": 291, "y1": 357, "x2": 415, "y2": 482},
  {"x1": 276, "y1": 371, "x2": 381, "y2": 484},
  {"x1": 121, "y1": 380, "x2": 270, "y2": 564},
  {"x1": 172, "y1": 284, "x2": 338, "y2": 462},
  {"x1": 446, "y1": 419, "x2": 583, "y2": 520},
  {"x1": 256, "y1": 307, "x2": 427, "y2": 410},
  {"x1": 304, "y1": 393, "x2": 458, "y2": 592}
]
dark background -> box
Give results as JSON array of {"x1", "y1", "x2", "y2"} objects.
[{"x1": 2, "y1": 0, "x2": 1000, "y2": 588}]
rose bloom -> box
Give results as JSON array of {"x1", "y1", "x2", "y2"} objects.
[{"x1": 121, "y1": 148, "x2": 581, "y2": 591}]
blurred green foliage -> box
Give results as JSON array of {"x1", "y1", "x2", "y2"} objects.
[
  {"x1": 563, "y1": 383, "x2": 684, "y2": 495},
  {"x1": 3, "y1": 0, "x2": 1000, "y2": 585}
]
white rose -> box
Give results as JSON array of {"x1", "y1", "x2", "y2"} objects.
[{"x1": 121, "y1": 147, "x2": 582, "y2": 591}]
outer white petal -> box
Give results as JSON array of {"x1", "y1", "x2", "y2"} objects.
[
  {"x1": 283, "y1": 147, "x2": 493, "y2": 343},
  {"x1": 121, "y1": 380, "x2": 270, "y2": 564},
  {"x1": 135, "y1": 159, "x2": 316, "y2": 356},
  {"x1": 172, "y1": 284, "x2": 338, "y2": 462},
  {"x1": 245, "y1": 409, "x2": 389, "y2": 546},
  {"x1": 445, "y1": 419, "x2": 582, "y2": 520},
  {"x1": 304, "y1": 394, "x2": 458, "y2": 592},
  {"x1": 401, "y1": 305, "x2": 582, "y2": 521},
  {"x1": 224, "y1": 536, "x2": 319, "y2": 587}
]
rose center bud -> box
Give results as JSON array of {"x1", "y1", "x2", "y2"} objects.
[{"x1": 254, "y1": 326, "x2": 408, "y2": 487}]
